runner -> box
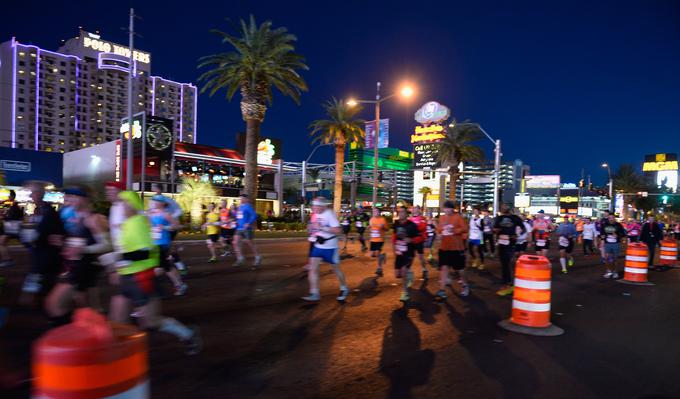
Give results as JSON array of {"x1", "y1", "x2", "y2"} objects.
[
  {"x1": 436, "y1": 201, "x2": 469, "y2": 299},
  {"x1": 19, "y1": 182, "x2": 64, "y2": 304},
  {"x1": 674, "y1": 221, "x2": 680, "y2": 242},
  {"x1": 202, "y1": 203, "x2": 223, "y2": 263},
  {"x1": 582, "y1": 218, "x2": 597, "y2": 255},
  {"x1": 598, "y1": 210, "x2": 611, "y2": 263},
  {"x1": 641, "y1": 215, "x2": 663, "y2": 269},
  {"x1": 468, "y1": 207, "x2": 485, "y2": 270},
  {"x1": 409, "y1": 205, "x2": 430, "y2": 278},
  {"x1": 494, "y1": 204, "x2": 526, "y2": 296},
  {"x1": 0, "y1": 190, "x2": 24, "y2": 267},
  {"x1": 219, "y1": 201, "x2": 237, "y2": 257},
  {"x1": 340, "y1": 211, "x2": 352, "y2": 251},
  {"x1": 46, "y1": 187, "x2": 110, "y2": 325},
  {"x1": 575, "y1": 217, "x2": 585, "y2": 245},
  {"x1": 149, "y1": 196, "x2": 187, "y2": 295},
  {"x1": 424, "y1": 211, "x2": 438, "y2": 264},
  {"x1": 481, "y1": 209, "x2": 495, "y2": 258},
  {"x1": 369, "y1": 207, "x2": 389, "y2": 277},
  {"x1": 233, "y1": 193, "x2": 261, "y2": 267},
  {"x1": 532, "y1": 210, "x2": 552, "y2": 257},
  {"x1": 108, "y1": 191, "x2": 201, "y2": 355},
  {"x1": 392, "y1": 206, "x2": 420, "y2": 302},
  {"x1": 354, "y1": 207, "x2": 369, "y2": 252},
  {"x1": 302, "y1": 197, "x2": 348, "y2": 302},
  {"x1": 151, "y1": 185, "x2": 187, "y2": 276},
  {"x1": 515, "y1": 214, "x2": 532, "y2": 255},
  {"x1": 627, "y1": 219, "x2": 641, "y2": 243},
  {"x1": 556, "y1": 218, "x2": 577, "y2": 274},
  {"x1": 600, "y1": 212, "x2": 626, "y2": 279}
]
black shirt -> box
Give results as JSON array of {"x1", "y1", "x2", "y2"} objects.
[
  {"x1": 600, "y1": 221, "x2": 626, "y2": 243},
  {"x1": 393, "y1": 219, "x2": 419, "y2": 256},
  {"x1": 641, "y1": 222, "x2": 663, "y2": 244},
  {"x1": 494, "y1": 213, "x2": 526, "y2": 239}
]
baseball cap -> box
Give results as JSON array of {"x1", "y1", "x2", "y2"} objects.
[{"x1": 118, "y1": 191, "x2": 144, "y2": 211}]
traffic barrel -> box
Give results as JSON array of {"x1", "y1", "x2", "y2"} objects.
[
  {"x1": 32, "y1": 308, "x2": 149, "y2": 399},
  {"x1": 659, "y1": 239, "x2": 678, "y2": 268},
  {"x1": 617, "y1": 242, "x2": 654, "y2": 286},
  {"x1": 498, "y1": 255, "x2": 564, "y2": 336}
]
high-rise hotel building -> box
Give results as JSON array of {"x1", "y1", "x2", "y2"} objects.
[{"x1": 0, "y1": 30, "x2": 197, "y2": 152}]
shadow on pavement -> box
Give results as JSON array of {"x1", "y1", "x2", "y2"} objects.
[
  {"x1": 379, "y1": 308, "x2": 435, "y2": 399},
  {"x1": 348, "y1": 276, "x2": 381, "y2": 307}
]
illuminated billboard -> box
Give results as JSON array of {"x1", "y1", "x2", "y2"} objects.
[
  {"x1": 643, "y1": 153, "x2": 678, "y2": 172},
  {"x1": 413, "y1": 143, "x2": 442, "y2": 169},
  {"x1": 525, "y1": 175, "x2": 561, "y2": 189}
]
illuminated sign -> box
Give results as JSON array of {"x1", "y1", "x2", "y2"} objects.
[
  {"x1": 365, "y1": 119, "x2": 389, "y2": 149},
  {"x1": 657, "y1": 170, "x2": 678, "y2": 192},
  {"x1": 413, "y1": 143, "x2": 442, "y2": 169},
  {"x1": 514, "y1": 193, "x2": 531, "y2": 208},
  {"x1": 120, "y1": 120, "x2": 143, "y2": 139},
  {"x1": 82, "y1": 35, "x2": 150, "y2": 64},
  {"x1": 560, "y1": 196, "x2": 579, "y2": 203},
  {"x1": 525, "y1": 175, "x2": 561, "y2": 189},
  {"x1": 643, "y1": 161, "x2": 678, "y2": 172},
  {"x1": 257, "y1": 139, "x2": 276, "y2": 164},
  {"x1": 411, "y1": 128, "x2": 446, "y2": 144},
  {"x1": 0, "y1": 160, "x2": 31, "y2": 172},
  {"x1": 414, "y1": 101, "x2": 450, "y2": 125},
  {"x1": 415, "y1": 125, "x2": 444, "y2": 134},
  {"x1": 115, "y1": 141, "x2": 121, "y2": 182}
]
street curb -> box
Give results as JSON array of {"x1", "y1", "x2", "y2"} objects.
[{"x1": 177, "y1": 237, "x2": 308, "y2": 244}]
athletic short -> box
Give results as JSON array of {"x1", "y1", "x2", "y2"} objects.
[
  {"x1": 535, "y1": 240, "x2": 550, "y2": 251},
  {"x1": 559, "y1": 238, "x2": 574, "y2": 254},
  {"x1": 310, "y1": 246, "x2": 339, "y2": 265},
  {"x1": 414, "y1": 242, "x2": 424, "y2": 254},
  {"x1": 237, "y1": 229, "x2": 254, "y2": 240},
  {"x1": 370, "y1": 241, "x2": 384, "y2": 252},
  {"x1": 356, "y1": 228, "x2": 366, "y2": 235},
  {"x1": 515, "y1": 242, "x2": 528, "y2": 252},
  {"x1": 469, "y1": 239, "x2": 482, "y2": 246},
  {"x1": 60, "y1": 259, "x2": 102, "y2": 292},
  {"x1": 221, "y1": 228, "x2": 235, "y2": 239},
  {"x1": 342, "y1": 226, "x2": 351, "y2": 235},
  {"x1": 158, "y1": 245, "x2": 171, "y2": 272},
  {"x1": 604, "y1": 242, "x2": 621, "y2": 257},
  {"x1": 395, "y1": 254, "x2": 414, "y2": 269},
  {"x1": 675, "y1": 233, "x2": 680, "y2": 240},
  {"x1": 208, "y1": 234, "x2": 220, "y2": 243},
  {"x1": 119, "y1": 269, "x2": 159, "y2": 307},
  {"x1": 424, "y1": 236, "x2": 435, "y2": 248},
  {"x1": 438, "y1": 250, "x2": 466, "y2": 270}
]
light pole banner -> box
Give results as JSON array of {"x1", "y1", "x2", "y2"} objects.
[{"x1": 365, "y1": 119, "x2": 389, "y2": 149}]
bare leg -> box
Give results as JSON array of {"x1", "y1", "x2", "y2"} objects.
[
  {"x1": 439, "y1": 265, "x2": 449, "y2": 291},
  {"x1": 330, "y1": 263, "x2": 347, "y2": 289},
  {"x1": 45, "y1": 283, "x2": 74, "y2": 318},
  {"x1": 166, "y1": 268, "x2": 183, "y2": 287},
  {"x1": 109, "y1": 295, "x2": 131, "y2": 323},
  {"x1": 307, "y1": 257, "x2": 321, "y2": 294},
  {"x1": 233, "y1": 234, "x2": 243, "y2": 260},
  {"x1": 244, "y1": 240, "x2": 259, "y2": 257}
]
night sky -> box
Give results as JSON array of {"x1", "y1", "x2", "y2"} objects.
[{"x1": 3, "y1": 0, "x2": 679, "y2": 185}]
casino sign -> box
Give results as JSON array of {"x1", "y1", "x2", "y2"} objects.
[{"x1": 411, "y1": 101, "x2": 451, "y2": 169}]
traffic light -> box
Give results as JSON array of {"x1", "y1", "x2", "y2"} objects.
[{"x1": 662, "y1": 195, "x2": 669, "y2": 204}]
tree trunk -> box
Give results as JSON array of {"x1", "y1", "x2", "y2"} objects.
[
  {"x1": 333, "y1": 144, "x2": 345, "y2": 213},
  {"x1": 448, "y1": 169, "x2": 459, "y2": 202},
  {"x1": 244, "y1": 118, "x2": 260, "y2": 201},
  {"x1": 422, "y1": 193, "x2": 427, "y2": 209}
]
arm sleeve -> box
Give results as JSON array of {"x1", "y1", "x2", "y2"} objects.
[{"x1": 82, "y1": 232, "x2": 112, "y2": 254}]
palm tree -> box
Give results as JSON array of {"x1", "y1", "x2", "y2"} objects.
[
  {"x1": 198, "y1": 16, "x2": 308, "y2": 200},
  {"x1": 176, "y1": 177, "x2": 217, "y2": 228},
  {"x1": 613, "y1": 163, "x2": 644, "y2": 218},
  {"x1": 309, "y1": 98, "x2": 365, "y2": 213},
  {"x1": 418, "y1": 186, "x2": 432, "y2": 209},
  {"x1": 436, "y1": 122, "x2": 485, "y2": 201}
]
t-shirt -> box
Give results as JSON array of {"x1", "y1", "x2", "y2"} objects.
[
  {"x1": 556, "y1": 223, "x2": 577, "y2": 238},
  {"x1": 468, "y1": 216, "x2": 484, "y2": 240},
  {"x1": 392, "y1": 219, "x2": 419, "y2": 256},
  {"x1": 220, "y1": 208, "x2": 237, "y2": 229},
  {"x1": 517, "y1": 221, "x2": 532, "y2": 243},
  {"x1": 601, "y1": 221, "x2": 626, "y2": 243},
  {"x1": 149, "y1": 210, "x2": 171, "y2": 246},
  {"x1": 109, "y1": 201, "x2": 126, "y2": 250},
  {"x1": 313, "y1": 209, "x2": 340, "y2": 249},
  {"x1": 236, "y1": 203, "x2": 257, "y2": 231},
  {"x1": 437, "y1": 213, "x2": 467, "y2": 251},
  {"x1": 369, "y1": 216, "x2": 388, "y2": 242},
  {"x1": 532, "y1": 217, "x2": 552, "y2": 241},
  {"x1": 482, "y1": 216, "x2": 494, "y2": 234},
  {"x1": 408, "y1": 215, "x2": 428, "y2": 244},
  {"x1": 582, "y1": 224, "x2": 597, "y2": 240},
  {"x1": 627, "y1": 223, "x2": 640, "y2": 237},
  {"x1": 354, "y1": 213, "x2": 369, "y2": 230},
  {"x1": 206, "y1": 212, "x2": 221, "y2": 235},
  {"x1": 494, "y1": 214, "x2": 525, "y2": 246}
]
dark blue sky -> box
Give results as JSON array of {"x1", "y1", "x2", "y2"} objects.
[{"x1": 4, "y1": 0, "x2": 679, "y2": 185}]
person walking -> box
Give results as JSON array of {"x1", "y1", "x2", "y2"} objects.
[
  {"x1": 409, "y1": 205, "x2": 430, "y2": 278},
  {"x1": 219, "y1": 201, "x2": 236, "y2": 257},
  {"x1": 233, "y1": 194, "x2": 261, "y2": 266},
  {"x1": 600, "y1": 212, "x2": 626, "y2": 279},
  {"x1": 468, "y1": 207, "x2": 485, "y2": 270},
  {"x1": 302, "y1": 197, "x2": 348, "y2": 302},
  {"x1": 627, "y1": 219, "x2": 641, "y2": 243},
  {"x1": 436, "y1": 201, "x2": 470, "y2": 299},
  {"x1": 515, "y1": 214, "x2": 532, "y2": 255},
  {"x1": 149, "y1": 196, "x2": 187, "y2": 295},
  {"x1": 481, "y1": 209, "x2": 495, "y2": 258},
  {"x1": 494, "y1": 204, "x2": 525, "y2": 296},
  {"x1": 353, "y1": 207, "x2": 369, "y2": 252},
  {"x1": 392, "y1": 206, "x2": 420, "y2": 302},
  {"x1": 556, "y1": 218, "x2": 577, "y2": 274},
  {"x1": 641, "y1": 215, "x2": 663, "y2": 268},
  {"x1": 202, "y1": 203, "x2": 223, "y2": 263},
  {"x1": 0, "y1": 190, "x2": 24, "y2": 267},
  {"x1": 582, "y1": 218, "x2": 597, "y2": 255}
]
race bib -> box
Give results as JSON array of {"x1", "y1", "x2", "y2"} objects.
[
  {"x1": 341, "y1": 220, "x2": 349, "y2": 226},
  {"x1": 236, "y1": 211, "x2": 243, "y2": 220},
  {"x1": 152, "y1": 227, "x2": 162, "y2": 241},
  {"x1": 355, "y1": 221, "x2": 363, "y2": 228},
  {"x1": 558, "y1": 236, "x2": 570, "y2": 247},
  {"x1": 396, "y1": 242, "x2": 407, "y2": 253},
  {"x1": 442, "y1": 225, "x2": 454, "y2": 236},
  {"x1": 370, "y1": 229, "x2": 381, "y2": 238},
  {"x1": 606, "y1": 235, "x2": 617, "y2": 243},
  {"x1": 483, "y1": 225, "x2": 491, "y2": 233},
  {"x1": 498, "y1": 234, "x2": 510, "y2": 246},
  {"x1": 536, "y1": 239, "x2": 546, "y2": 247},
  {"x1": 4, "y1": 220, "x2": 20, "y2": 235}
]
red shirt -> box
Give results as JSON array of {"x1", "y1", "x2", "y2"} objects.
[{"x1": 408, "y1": 215, "x2": 428, "y2": 244}]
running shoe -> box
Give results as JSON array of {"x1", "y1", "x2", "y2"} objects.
[
  {"x1": 220, "y1": 250, "x2": 231, "y2": 257},
  {"x1": 375, "y1": 268, "x2": 384, "y2": 277},
  {"x1": 422, "y1": 269, "x2": 429, "y2": 280},
  {"x1": 460, "y1": 285, "x2": 470, "y2": 297},
  {"x1": 175, "y1": 261, "x2": 188, "y2": 276},
  {"x1": 471, "y1": 259, "x2": 478, "y2": 268},
  {"x1": 406, "y1": 271, "x2": 414, "y2": 288},
  {"x1": 208, "y1": 257, "x2": 217, "y2": 263},
  {"x1": 611, "y1": 272, "x2": 619, "y2": 279},
  {"x1": 568, "y1": 258, "x2": 574, "y2": 267},
  {"x1": 435, "y1": 289, "x2": 448, "y2": 299},
  {"x1": 233, "y1": 258, "x2": 246, "y2": 267},
  {"x1": 336, "y1": 288, "x2": 350, "y2": 302},
  {"x1": 254, "y1": 256, "x2": 262, "y2": 266},
  {"x1": 477, "y1": 263, "x2": 485, "y2": 271},
  {"x1": 561, "y1": 269, "x2": 568, "y2": 274},
  {"x1": 603, "y1": 271, "x2": 613, "y2": 279},
  {"x1": 496, "y1": 286, "x2": 514, "y2": 296},
  {"x1": 399, "y1": 292, "x2": 410, "y2": 302},
  {"x1": 183, "y1": 326, "x2": 203, "y2": 356},
  {"x1": 302, "y1": 293, "x2": 321, "y2": 302},
  {"x1": 174, "y1": 283, "x2": 188, "y2": 296}
]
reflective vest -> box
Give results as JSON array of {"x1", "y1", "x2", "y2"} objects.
[{"x1": 118, "y1": 214, "x2": 158, "y2": 275}]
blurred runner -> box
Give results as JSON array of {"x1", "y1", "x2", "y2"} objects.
[
  {"x1": 494, "y1": 204, "x2": 525, "y2": 296},
  {"x1": 340, "y1": 211, "x2": 352, "y2": 251},
  {"x1": 600, "y1": 212, "x2": 626, "y2": 279},
  {"x1": 436, "y1": 201, "x2": 469, "y2": 299},
  {"x1": 409, "y1": 206, "x2": 430, "y2": 279},
  {"x1": 202, "y1": 203, "x2": 223, "y2": 263},
  {"x1": 468, "y1": 207, "x2": 485, "y2": 270},
  {"x1": 556, "y1": 218, "x2": 577, "y2": 274},
  {"x1": 0, "y1": 190, "x2": 24, "y2": 267},
  {"x1": 582, "y1": 218, "x2": 597, "y2": 255},
  {"x1": 641, "y1": 215, "x2": 663, "y2": 268},
  {"x1": 515, "y1": 214, "x2": 532, "y2": 255},
  {"x1": 219, "y1": 200, "x2": 236, "y2": 257},
  {"x1": 151, "y1": 184, "x2": 187, "y2": 276},
  {"x1": 369, "y1": 207, "x2": 389, "y2": 277},
  {"x1": 532, "y1": 210, "x2": 552, "y2": 257},
  {"x1": 233, "y1": 194, "x2": 261, "y2": 267},
  {"x1": 627, "y1": 219, "x2": 641, "y2": 243},
  {"x1": 392, "y1": 206, "x2": 419, "y2": 302},
  {"x1": 424, "y1": 211, "x2": 437, "y2": 263},
  {"x1": 149, "y1": 196, "x2": 187, "y2": 295},
  {"x1": 482, "y1": 209, "x2": 495, "y2": 258},
  {"x1": 354, "y1": 207, "x2": 369, "y2": 252}
]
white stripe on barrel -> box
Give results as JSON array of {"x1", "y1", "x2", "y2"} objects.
[
  {"x1": 512, "y1": 300, "x2": 550, "y2": 312},
  {"x1": 625, "y1": 255, "x2": 647, "y2": 262},
  {"x1": 624, "y1": 267, "x2": 648, "y2": 274},
  {"x1": 660, "y1": 255, "x2": 676, "y2": 260},
  {"x1": 514, "y1": 278, "x2": 551, "y2": 290}
]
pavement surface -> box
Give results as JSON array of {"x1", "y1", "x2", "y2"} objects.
[{"x1": 1, "y1": 237, "x2": 679, "y2": 399}]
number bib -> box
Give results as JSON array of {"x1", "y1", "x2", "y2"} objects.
[
  {"x1": 498, "y1": 234, "x2": 510, "y2": 246},
  {"x1": 536, "y1": 239, "x2": 546, "y2": 247},
  {"x1": 355, "y1": 221, "x2": 363, "y2": 228},
  {"x1": 442, "y1": 225, "x2": 454, "y2": 236},
  {"x1": 606, "y1": 235, "x2": 617, "y2": 243},
  {"x1": 558, "y1": 236, "x2": 570, "y2": 247},
  {"x1": 396, "y1": 242, "x2": 407, "y2": 253},
  {"x1": 370, "y1": 229, "x2": 382, "y2": 239},
  {"x1": 152, "y1": 227, "x2": 162, "y2": 241}
]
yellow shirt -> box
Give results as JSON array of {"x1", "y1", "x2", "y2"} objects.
[
  {"x1": 206, "y1": 212, "x2": 220, "y2": 235},
  {"x1": 369, "y1": 216, "x2": 388, "y2": 242}
]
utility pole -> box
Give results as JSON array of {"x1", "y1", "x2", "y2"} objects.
[{"x1": 125, "y1": 8, "x2": 137, "y2": 190}]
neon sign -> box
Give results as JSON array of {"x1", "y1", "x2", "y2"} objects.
[
  {"x1": 414, "y1": 101, "x2": 450, "y2": 125},
  {"x1": 411, "y1": 129, "x2": 446, "y2": 144},
  {"x1": 120, "y1": 120, "x2": 142, "y2": 139},
  {"x1": 115, "y1": 142, "x2": 121, "y2": 182},
  {"x1": 82, "y1": 36, "x2": 150, "y2": 64},
  {"x1": 643, "y1": 161, "x2": 678, "y2": 172},
  {"x1": 257, "y1": 139, "x2": 276, "y2": 164}
]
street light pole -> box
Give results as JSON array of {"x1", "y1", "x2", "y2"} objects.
[
  {"x1": 373, "y1": 82, "x2": 381, "y2": 206},
  {"x1": 125, "y1": 8, "x2": 135, "y2": 190},
  {"x1": 602, "y1": 163, "x2": 613, "y2": 212}
]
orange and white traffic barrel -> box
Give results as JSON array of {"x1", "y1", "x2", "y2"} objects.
[
  {"x1": 498, "y1": 255, "x2": 563, "y2": 336},
  {"x1": 660, "y1": 239, "x2": 678, "y2": 268},
  {"x1": 617, "y1": 242, "x2": 654, "y2": 286},
  {"x1": 32, "y1": 308, "x2": 149, "y2": 399}
]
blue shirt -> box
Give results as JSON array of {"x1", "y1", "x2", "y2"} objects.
[
  {"x1": 149, "y1": 212, "x2": 171, "y2": 246},
  {"x1": 236, "y1": 203, "x2": 257, "y2": 231},
  {"x1": 556, "y1": 222, "x2": 577, "y2": 238}
]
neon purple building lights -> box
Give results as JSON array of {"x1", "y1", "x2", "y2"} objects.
[
  {"x1": 10, "y1": 38, "x2": 17, "y2": 148},
  {"x1": 34, "y1": 48, "x2": 40, "y2": 150}
]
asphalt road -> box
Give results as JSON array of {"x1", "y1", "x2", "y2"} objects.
[{"x1": 1, "y1": 238, "x2": 679, "y2": 399}]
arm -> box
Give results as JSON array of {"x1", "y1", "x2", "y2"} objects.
[{"x1": 82, "y1": 214, "x2": 112, "y2": 254}]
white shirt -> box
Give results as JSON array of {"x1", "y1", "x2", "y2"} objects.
[
  {"x1": 582, "y1": 224, "x2": 597, "y2": 240},
  {"x1": 469, "y1": 217, "x2": 484, "y2": 240},
  {"x1": 109, "y1": 201, "x2": 126, "y2": 250},
  {"x1": 517, "y1": 221, "x2": 532, "y2": 243},
  {"x1": 312, "y1": 209, "x2": 340, "y2": 249}
]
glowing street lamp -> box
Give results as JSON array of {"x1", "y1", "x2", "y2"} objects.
[
  {"x1": 347, "y1": 82, "x2": 416, "y2": 206},
  {"x1": 602, "y1": 162, "x2": 613, "y2": 211}
]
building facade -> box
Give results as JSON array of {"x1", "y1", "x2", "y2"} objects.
[
  {"x1": 0, "y1": 30, "x2": 197, "y2": 153},
  {"x1": 347, "y1": 143, "x2": 414, "y2": 204}
]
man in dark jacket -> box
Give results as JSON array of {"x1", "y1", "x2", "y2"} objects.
[{"x1": 641, "y1": 215, "x2": 664, "y2": 267}]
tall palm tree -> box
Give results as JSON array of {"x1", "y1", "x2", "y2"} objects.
[
  {"x1": 436, "y1": 122, "x2": 485, "y2": 201},
  {"x1": 198, "y1": 15, "x2": 308, "y2": 200},
  {"x1": 613, "y1": 163, "x2": 644, "y2": 218},
  {"x1": 418, "y1": 186, "x2": 432, "y2": 209},
  {"x1": 176, "y1": 177, "x2": 217, "y2": 228},
  {"x1": 309, "y1": 98, "x2": 365, "y2": 213}
]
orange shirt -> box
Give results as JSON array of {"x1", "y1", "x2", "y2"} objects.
[
  {"x1": 437, "y1": 213, "x2": 468, "y2": 251},
  {"x1": 369, "y1": 216, "x2": 388, "y2": 242}
]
